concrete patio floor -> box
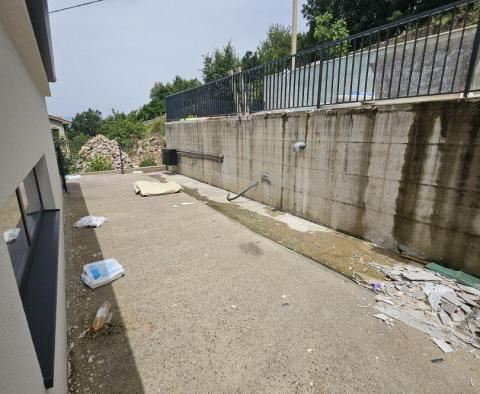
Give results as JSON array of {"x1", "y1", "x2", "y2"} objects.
[{"x1": 65, "y1": 172, "x2": 479, "y2": 393}]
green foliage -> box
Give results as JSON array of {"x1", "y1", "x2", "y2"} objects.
[
  {"x1": 70, "y1": 108, "x2": 102, "y2": 136},
  {"x1": 388, "y1": 10, "x2": 404, "y2": 22},
  {"x1": 313, "y1": 12, "x2": 349, "y2": 56},
  {"x1": 297, "y1": 31, "x2": 314, "y2": 52},
  {"x1": 64, "y1": 129, "x2": 90, "y2": 173},
  {"x1": 257, "y1": 24, "x2": 291, "y2": 64},
  {"x1": 133, "y1": 76, "x2": 200, "y2": 122},
  {"x1": 68, "y1": 131, "x2": 90, "y2": 156},
  {"x1": 51, "y1": 128, "x2": 60, "y2": 145},
  {"x1": 302, "y1": 0, "x2": 455, "y2": 40},
  {"x1": 241, "y1": 50, "x2": 260, "y2": 70},
  {"x1": 52, "y1": 130, "x2": 75, "y2": 173},
  {"x1": 139, "y1": 156, "x2": 156, "y2": 167},
  {"x1": 133, "y1": 100, "x2": 164, "y2": 123},
  {"x1": 62, "y1": 156, "x2": 76, "y2": 175},
  {"x1": 100, "y1": 110, "x2": 146, "y2": 148},
  {"x1": 202, "y1": 41, "x2": 240, "y2": 82},
  {"x1": 146, "y1": 116, "x2": 166, "y2": 137},
  {"x1": 150, "y1": 76, "x2": 200, "y2": 101},
  {"x1": 87, "y1": 155, "x2": 113, "y2": 172}
]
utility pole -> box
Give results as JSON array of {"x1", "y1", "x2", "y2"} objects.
[{"x1": 291, "y1": 0, "x2": 298, "y2": 70}]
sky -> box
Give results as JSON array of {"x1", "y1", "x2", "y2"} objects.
[{"x1": 46, "y1": 0, "x2": 309, "y2": 118}]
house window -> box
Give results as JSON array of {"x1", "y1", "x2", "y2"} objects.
[
  {"x1": 0, "y1": 168, "x2": 43, "y2": 287},
  {"x1": 0, "y1": 164, "x2": 60, "y2": 388},
  {"x1": 0, "y1": 192, "x2": 30, "y2": 283},
  {"x1": 18, "y1": 169, "x2": 43, "y2": 241},
  {"x1": 51, "y1": 127, "x2": 60, "y2": 145}
]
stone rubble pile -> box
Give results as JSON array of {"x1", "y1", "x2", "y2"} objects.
[
  {"x1": 356, "y1": 263, "x2": 480, "y2": 353},
  {"x1": 132, "y1": 136, "x2": 164, "y2": 166},
  {"x1": 77, "y1": 135, "x2": 133, "y2": 172}
]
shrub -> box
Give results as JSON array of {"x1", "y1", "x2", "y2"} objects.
[
  {"x1": 87, "y1": 155, "x2": 113, "y2": 172},
  {"x1": 146, "y1": 116, "x2": 165, "y2": 137},
  {"x1": 68, "y1": 131, "x2": 90, "y2": 156},
  {"x1": 139, "y1": 156, "x2": 156, "y2": 167},
  {"x1": 100, "y1": 110, "x2": 146, "y2": 149}
]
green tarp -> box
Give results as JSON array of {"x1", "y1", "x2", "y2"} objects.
[{"x1": 426, "y1": 263, "x2": 480, "y2": 290}]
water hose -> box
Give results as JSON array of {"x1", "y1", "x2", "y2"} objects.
[{"x1": 226, "y1": 181, "x2": 259, "y2": 202}]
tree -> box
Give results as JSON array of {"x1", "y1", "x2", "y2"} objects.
[
  {"x1": 202, "y1": 41, "x2": 240, "y2": 82},
  {"x1": 301, "y1": 0, "x2": 455, "y2": 40},
  {"x1": 313, "y1": 12, "x2": 349, "y2": 55},
  {"x1": 67, "y1": 131, "x2": 89, "y2": 156},
  {"x1": 100, "y1": 110, "x2": 146, "y2": 148},
  {"x1": 241, "y1": 50, "x2": 260, "y2": 70},
  {"x1": 149, "y1": 76, "x2": 201, "y2": 101},
  {"x1": 257, "y1": 24, "x2": 291, "y2": 64},
  {"x1": 133, "y1": 76, "x2": 200, "y2": 122},
  {"x1": 70, "y1": 108, "x2": 102, "y2": 136},
  {"x1": 302, "y1": 0, "x2": 392, "y2": 36},
  {"x1": 297, "y1": 31, "x2": 314, "y2": 52}
]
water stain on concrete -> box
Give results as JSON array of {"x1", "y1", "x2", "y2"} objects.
[
  {"x1": 279, "y1": 113, "x2": 288, "y2": 210},
  {"x1": 239, "y1": 242, "x2": 263, "y2": 257},
  {"x1": 354, "y1": 110, "x2": 376, "y2": 235},
  {"x1": 392, "y1": 101, "x2": 480, "y2": 271},
  {"x1": 393, "y1": 104, "x2": 436, "y2": 248},
  {"x1": 181, "y1": 186, "x2": 395, "y2": 281},
  {"x1": 430, "y1": 101, "x2": 480, "y2": 269}
]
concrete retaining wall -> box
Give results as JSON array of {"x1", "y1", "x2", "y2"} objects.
[{"x1": 166, "y1": 98, "x2": 480, "y2": 275}]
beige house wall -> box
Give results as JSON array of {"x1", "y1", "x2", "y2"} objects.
[
  {"x1": 50, "y1": 118, "x2": 70, "y2": 155},
  {"x1": 49, "y1": 119, "x2": 67, "y2": 140},
  {"x1": 0, "y1": 3, "x2": 67, "y2": 394}
]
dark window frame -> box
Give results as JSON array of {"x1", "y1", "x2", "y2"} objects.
[
  {"x1": 2, "y1": 166, "x2": 59, "y2": 389},
  {"x1": 15, "y1": 188, "x2": 31, "y2": 246},
  {"x1": 21, "y1": 209, "x2": 60, "y2": 389},
  {"x1": 12, "y1": 169, "x2": 45, "y2": 288}
]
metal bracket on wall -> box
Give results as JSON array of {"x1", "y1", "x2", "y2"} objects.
[{"x1": 176, "y1": 150, "x2": 224, "y2": 162}]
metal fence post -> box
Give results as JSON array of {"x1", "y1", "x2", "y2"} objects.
[
  {"x1": 316, "y1": 48, "x2": 324, "y2": 108},
  {"x1": 119, "y1": 143, "x2": 124, "y2": 174},
  {"x1": 464, "y1": 11, "x2": 480, "y2": 96}
]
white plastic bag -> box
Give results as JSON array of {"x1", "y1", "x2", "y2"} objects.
[
  {"x1": 74, "y1": 216, "x2": 106, "y2": 228},
  {"x1": 82, "y1": 259, "x2": 125, "y2": 289},
  {"x1": 3, "y1": 228, "x2": 20, "y2": 244},
  {"x1": 66, "y1": 174, "x2": 82, "y2": 180}
]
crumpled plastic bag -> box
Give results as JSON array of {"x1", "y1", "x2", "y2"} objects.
[
  {"x1": 3, "y1": 228, "x2": 20, "y2": 244},
  {"x1": 74, "y1": 216, "x2": 106, "y2": 228},
  {"x1": 82, "y1": 259, "x2": 124, "y2": 289},
  {"x1": 66, "y1": 174, "x2": 82, "y2": 180}
]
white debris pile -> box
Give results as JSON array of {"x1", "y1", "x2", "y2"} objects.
[
  {"x1": 77, "y1": 135, "x2": 133, "y2": 172},
  {"x1": 364, "y1": 263, "x2": 480, "y2": 352},
  {"x1": 131, "y1": 136, "x2": 164, "y2": 166}
]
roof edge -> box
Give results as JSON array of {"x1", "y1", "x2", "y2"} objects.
[{"x1": 25, "y1": 0, "x2": 55, "y2": 82}]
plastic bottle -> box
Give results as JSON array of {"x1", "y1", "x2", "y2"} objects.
[{"x1": 92, "y1": 301, "x2": 112, "y2": 332}]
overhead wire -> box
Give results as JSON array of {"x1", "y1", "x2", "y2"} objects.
[{"x1": 50, "y1": 0, "x2": 107, "y2": 14}]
